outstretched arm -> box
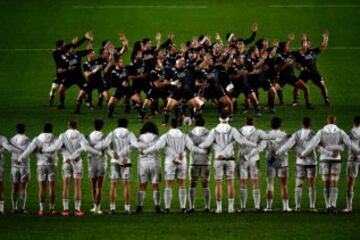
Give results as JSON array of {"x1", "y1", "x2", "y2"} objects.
[
  {"x1": 243, "y1": 23, "x2": 258, "y2": 45},
  {"x1": 42, "y1": 135, "x2": 64, "y2": 153},
  {"x1": 80, "y1": 136, "x2": 101, "y2": 156},
  {"x1": 185, "y1": 135, "x2": 207, "y2": 154},
  {"x1": 95, "y1": 133, "x2": 113, "y2": 150},
  {"x1": 143, "y1": 135, "x2": 167, "y2": 154},
  {"x1": 302, "y1": 131, "x2": 321, "y2": 156},
  {"x1": 233, "y1": 129, "x2": 257, "y2": 148},
  {"x1": 276, "y1": 134, "x2": 297, "y2": 155},
  {"x1": 1, "y1": 137, "x2": 22, "y2": 154},
  {"x1": 19, "y1": 139, "x2": 38, "y2": 160}
]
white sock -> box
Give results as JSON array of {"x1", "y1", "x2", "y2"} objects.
[
  {"x1": 124, "y1": 204, "x2": 131, "y2": 212},
  {"x1": 189, "y1": 188, "x2": 196, "y2": 209},
  {"x1": 11, "y1": 190, "x2": 17, "y2": 209},
  {"x1": 282, "y1": 199, "x2": 289, "y2": 210},
  {"x1": 253, "y1": 189, "x2": 260, "y2": 209},
  {"x1": 179, "y1": 188, "x2": 187, "y2": 209},
  {"x1": 323, "y1": 188, "x2": 330, "y2": 208},
  {"x1": 266, "y1": 198, "x2": 273, "y2": 209},
  {"x1": 0, "y1": 201, "x2": 4, "y2": 212},
  {"x1": 153, "y1": 191, "x2": 160, "y2": 206},
  {"x1": 39, "y1": 202, "x2": 45, "y2": 211},
  {"x1": 330, "y1": 187, "x2": 338, "y2": 207},
  {"x1": 164, "y1": 188, "x2": 172, "y2": 209},
  {"x1": 50, "y1": 83, "x2": 59, "y2": 96},
  {"x1": 19, "y1": 190, "x2": 26, "y2": 209},
  {"x1": 110, "y1": 203, "x2": 116, "y2": 211},
  {"x1": 228, "y1": 198, "x2": 234, "y2": 212},
  {"x1": 203, "y1": 188, "x2": 210, "y2": 209},
  {"x1": 216, "y1": 200, "x2": 222, "y2": 212},
  {"x1": 92, "y1": 203, "x2": 97, "y2": 209},
  {"x1": 240, "y1": 188, "x2": 247, "y2": 209},
  {"x1": 75, "y1": 200, "x2": 81, "y2": 211},
  {"x1": 62, "y1": 199, "x2": 69, "y2": 210},
  {"x1": 96, "y1": 204, "x2": 100, "y2": 211},
  {"x1": 295, "y1": 187, "x2": 302, "y2": 209},
  {"x1": 309, "y1": 187, "x2": 316, "y2": 208},
  {"x1": 346, "y1": 191, "x2": 354, "y2": 210},
  {"x1": 50, "y1": 203, "x2": 55, "y2": 210},
  {"x1": 137, "y1": 191, "x2": 145, "y2": 206}
]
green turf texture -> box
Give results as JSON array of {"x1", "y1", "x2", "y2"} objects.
[{"x1": 0, "y1": 0, "x2": 359, "y2": 239}]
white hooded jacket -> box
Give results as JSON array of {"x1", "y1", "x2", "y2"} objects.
[
  {"x1": 10, "y1": 134, "x2": 31, "y2": 168},
  {"x1": 188, "y1": 126, "x2": 210, "y2": 165},
  {"x1": 348, "y1": 127, "x2": 360, "y2": 161},
  {"x1": 0, "y1": 136, "x2": 22, "y2": 168}
]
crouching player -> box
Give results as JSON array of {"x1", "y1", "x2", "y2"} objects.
[
  {"x1": 264, "y1": 117, "x2": 292, "y2": 212},
  {"x1": 187, "y1": 117, "x2": 211, "y2": 212},
  {"x1": 42, "y1": 120, "x2": 101, "y2": 217},
  {"x1": 135, "y1": 122, "x2": 162, "y2": 213},
  {"x1": 343, "y1": 116, "x2": 360, "y2": 213},
  {"x1": 276, "y1": 118, "x2": 318, "y2": 212},
  {"x1": 301, "y1": 115, "x2": 360, "y2": 214},
  {"x1": 19, "y1": 123, "x2": 58, "y2": 216},
  {"x1": 143, "y1": 119, "x2": 206, "y2": 213}
]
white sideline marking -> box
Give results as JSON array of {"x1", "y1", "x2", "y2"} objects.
[
  {"x1": 0, "y1": 47, "x2": 360, "y2": 52},
  {"x1": 71, "y1": 5, "x2": 208, "y2": 9},
  {"x1": 269, "y1": 4, "x2": 360, "y2": 8}
]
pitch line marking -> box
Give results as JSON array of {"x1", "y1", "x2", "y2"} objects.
[
  {"x1": 269, "y1": 4, "x2": 360, "y2": 8},
  {"x1": 71, "y1": 5, "x2": 208, "y2": 9}
]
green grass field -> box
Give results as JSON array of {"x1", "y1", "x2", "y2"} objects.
[{"x1": 0, "y1": 0, "x2": 360, "y2": 239}]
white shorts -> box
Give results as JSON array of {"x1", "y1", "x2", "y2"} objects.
[
  {"x1": 62, "y1": 161, "x2": 83, "y2": 179},
  {"x1": 189, "y1": 165, "x2": 210, "y2": 181},
  {"x1": 110, "y1": 164, "x2": 131, "y2": 181},
  {"x1": 88, "y1": 160, "x2": 106, "y2": 179},
  {"x1": 165, "y1": 160, "x2": 187, "y2": 181},
  {"x1": 0, "y1": 167, "x2": 3, "y2": 182},
  {"x1": 319, "y1": 161, "x2": 341, "y2": 176},
  {"x1": 347, "y1": 161, "x2": 360, "y2": 178},
  {"x1": 238, "y1": 160, "x2": 260, "y2": 180},
  {"x1": 37, "y1": 165, "x2": 57, "y2": 182},
  {"x1": 11, "y1": 166, "x2": 30, "y2": 183},
  {"x1": 138, "y1": 162, "x2": 160, "y2": 184},
  {"x1": 214, "y1": 160, "x2": 235, "y2": 181},
  {"x1": 295, "y1": 165, "x2": 316, "y2": 179},
  {"x1": 267, "y1": 165, "x2": 288, "y2": 178}
]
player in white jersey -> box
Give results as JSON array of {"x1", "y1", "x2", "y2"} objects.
[
  {"x1": 143, "y1": 119, "x2": 206, "y2": 213},
  {"x1": 237, "y1": 117, "x2": 284, "y2": 212},
  {"x1": 276, "y1": 118, "x2": 318, "y2": 212},
  {"x1": 135, "y1": 122, "x2": 162, "y2": 213},
  {"x1": 87, "y1": 120, "x2": 107, "y2": 214},
  {"x1": 187, "y1": 117, "x2": 211, "y2": 213},
  {"x1": 263, "y1": 117, "x2": 292, "y2": 212},
  {"x1": 301, "y1": 115, "x2": 360, "y2": 214},
  {"x1": 42, "y1": 120, "x2": 101, "y2": 217},
  {"x1": 199, "y1": 113, "x2": 258, "y2": 214},
  {"x1": 343, "y1": 116, "x2": 360, "y2": 213},
  {"x1": 0, "y1": 135, "x2": 23, "y2": 215},
  {"x1": 9, "y1": 124, "x2": 31, "y2": 214},
  {"x1": 19, "y1": 123, "x2": 58, "y2": 216},
  {"x1": 95, "y1": 118, "x2": 137, "y2": 214}
]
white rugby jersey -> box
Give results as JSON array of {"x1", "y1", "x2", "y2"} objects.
[
  {"x1": 20, "y1": 133, "x2": 58, "y2": 166},
  {"x1": 188, "y1": 126, "x2": 210, "y2": 165},
  {"x1": 199, "y1": 123, "x2": 257, "y2": 160},
  {"x1": 0, "y1": 136, "x2": 22, "y2": 168},
  {"x1": 276, "y1": 129, "x2": 317, "y2": 165},
  {"x1": 265, "y1": 129, "x2": 289, "y2": 167},
  {"x1": 137, "y1": 133, "x2": 160, "y2": 165},
  {"x1": 95, "y1": 127, "x2": 137, "y2": 165},
  {"x1": 43, "y1": 129, "x2": 101, "y2": 163},
  {"x1": 143, "y1": 128, "x2": 205, "y2": 164},
  {"x1": 348, "y1": 127, "x2": 360, "y2": 162},
  {"x1": 10, "y1": 134, "x2": 31, "y2": 168},
  {"x1": 302, "y1": 124, "x2": 360, "y2": 161},
  {"x1": 87, "y1": 130, "x2": 108, "y2": 164}
]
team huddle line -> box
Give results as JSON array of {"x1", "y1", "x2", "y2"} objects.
[{"x1": 0, "y1": 114, "x2": 359, "y2": 216}]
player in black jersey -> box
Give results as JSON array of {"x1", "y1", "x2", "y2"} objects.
[
  {"x1": 49, "y1": 32, "x2": 92, "y2": 106},
  {"x1": 107, "y1": 56, "x2": 142, "y2": 118},
  {"x1": 274, "y1": 33, "x2": 314, "y2": 109},
  {"x1": 294, "y1": 31, "x2": 330, "y2": 105},
  {"x1": 226, "y1": 22, "x2": 258, "y2": 47}
]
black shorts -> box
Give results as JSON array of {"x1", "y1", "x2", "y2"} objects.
[
  {"x1": 231, "y1": 78, "x2": 254, "y2": 97},
  {"x1": 132, "y1": 79, "x2": 151, "y2": 94},
  {"x1": 299, "y1": 70, "x2": 323, "y2": 84},
  {"x1": 277, "y1": 73, "x2": 298, "y2": 87},
  {"x1": 170, "y1": 89, "x2": 195, "y2": 102},
  {"x1": 87, "y1": 80, "x2": 104, "y2": 93},
  {"x1": 146, "y1": 87, "x2": 171, "y2": 101},
  {"x1": 114, "y1": 87, "x2": 134, "y2": 100},
  {"x1": 203, "y1": 86, "x2": 226, "y2": 100},
  {"x1": 53, "y1": 75, "x2": 64, "y2": 85},
  {"x1": 62, "y1": 74, "x2": 87, "y2": 90}
]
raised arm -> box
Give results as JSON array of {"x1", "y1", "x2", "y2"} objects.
[{"x1": 243, "y1": 23, "x2": 258, "y2": 45}]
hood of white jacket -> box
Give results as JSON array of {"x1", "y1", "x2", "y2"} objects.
[
  {"x1": 240, "y1": 126, "x2": 256, "y2": 137},
  {"x1": 215, "y1": 123, "x2": 232, "y2": 133},
  {"x1": 168, "y1": 128, "x2": 184, "y2": 137},
  {"x1": 89, "y1": 131, "x2": 104, "y2": 142},
  {"x1": 191, "y1": 126, "x2": 209, "y2": 136},
  {"x1": 38, "y1": 133, "x2": 53, "y2": 143},
  {"x1": 113, "y1": 128, "x2": 130, "y2": 138},
  {"x1": 65, "y1": 129, "x2": 81, "y2": 140},
  {"x1": 139, "y1": 133, "x2": 157, "y2": 142},
  {"x1": 12, "y1": 134, "x2": 28, "y2": 146},
  {"x1": 323, "y1": 124, "x2": 340, "y2": 134},
  {"x1": 351, "y1": 127, "x2": 360, "y2": 139},
  {"x1": 300, "y1": 128, "x2": 311, "y2": 140}
]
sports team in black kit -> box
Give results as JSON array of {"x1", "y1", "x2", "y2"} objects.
[{"x1": 48, "y1": 23, "x2": 330, "y2": 126}]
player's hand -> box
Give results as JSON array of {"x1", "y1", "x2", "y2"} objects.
[
  {"x1": 286, "y1": 58, "x2": 294, "y2": 65},
  {"x1": 65, "y1": 159, "x2": 70, "y2": 163},
  {"x1": 155, "y1": 32, "x2": 162, "y2": 42},
  {"x1": 123, "y1": 158, "x2": 128, "y2": 165},
  {"x1": 272, "y1": 39, "x2": 279, "y2": 48},
  {"x1": 167, "y1": 32, "x2": 174, "y2": 40},
  {"x1": 113, "y1": 152, "x2": 119, "y2": 160},
  {"x1": 85, "y1": 31, "x2": 93, "y2": 42},
  {"x1": 300, "y1": 33, "x2": 307, "y2": 41},
  {"x1": 215, "y1": 32, "x2": 221, "y2": 41},
  {"x1": 288, "y1": 32, "x2": 295, "y2": 41},
  {"x1": 332, "y1": 151, "x2": 339, "y2": 158},
  {"x1": 261, "y1": 50, "x2": 268, "y2": 60},
  {"x1": 322, "y1": 30, "x2": 329, "y2": 38},
  {"x1": 71, "y1": 36, "x2": 79, "y2": 45},
  {"x1": 252, "y1": 22, "x2": 258, "y2": 32}
]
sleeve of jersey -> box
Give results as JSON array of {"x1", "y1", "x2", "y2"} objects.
[
  {"x1": 233, "y1": 129, "x2": 257, "y2": 147},
  {"x1": 199, "y1": 130, "x2": 215, "y2": 149},
  {"x1": 1, "y1": 137, "x2": 22, "y2": 154},
  {"x1": 185, "y1": 135, "x2": 206, "y2": 154},
  {"x1": 342, "y1": 131, "x2": 360, "y2": 153},
  {"x1": 301, "y1": 131, "x2": 321, "y2": 156},
  {"x1": 19, "y1": 139, "x2": 38, "y2": 161},
  {"x1": 43, "y1": 135, "x2": 64, "y2": 153},
  {"x1": 276, "y1": 133, "x2": 297, "y2": 155},
  {"x1": 95, "y1": 133, "x2": 113, "y2": 150},
  {"x1": 80, "y1": 136, "x2": 101, "y2": 156},
  {"x1": 244, "y1": 32, "x2": 256, "y2": 45},
  {"x1": 143, "y1": 135, "x2": 167, "y2": 154}
]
